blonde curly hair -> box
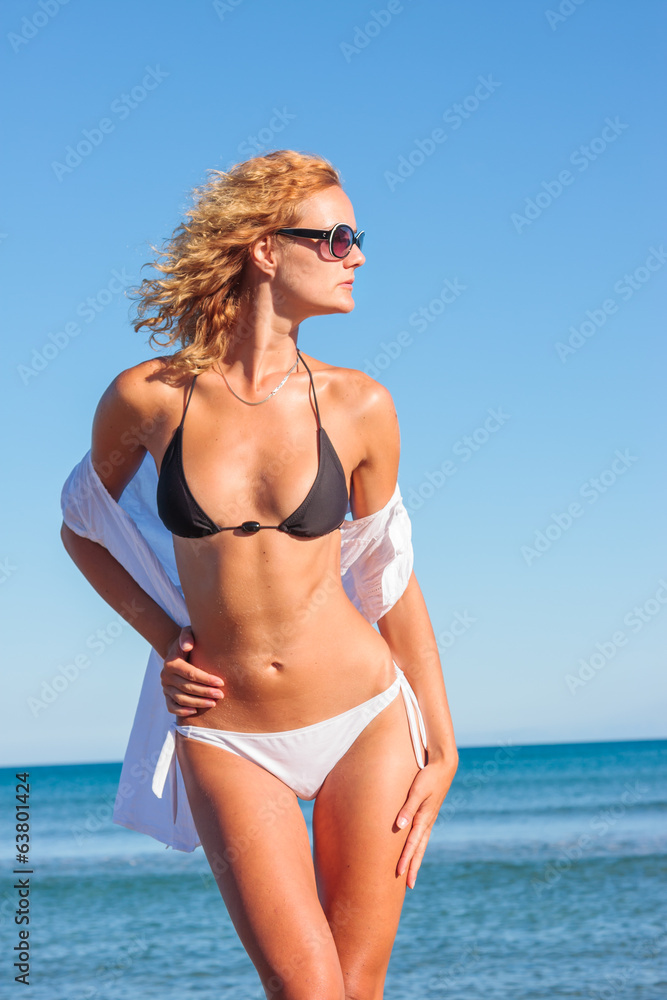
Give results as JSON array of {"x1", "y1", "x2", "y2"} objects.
[{"x1": 129, "y1": 150, "x2": 342, "y2": 380}]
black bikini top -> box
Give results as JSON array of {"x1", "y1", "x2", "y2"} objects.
[{"x1": 156, "y1": 350, "x2": 349, "y2": 539}]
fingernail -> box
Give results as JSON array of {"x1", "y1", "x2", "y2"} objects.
[{"x1": 397, "y1": 817, "x2": 407, "y2": 829}]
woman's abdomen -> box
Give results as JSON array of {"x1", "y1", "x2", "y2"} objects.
[{"x1": 184, "y1": 582, "x2": 395, "y2": 733}]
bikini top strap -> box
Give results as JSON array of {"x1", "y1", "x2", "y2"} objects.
[
  {"x1": 296, "y1": 349, "x2": 321, "y2": 429},
  {"x1": 180, "y1": 374, "x2": 198, "y2": 427}
]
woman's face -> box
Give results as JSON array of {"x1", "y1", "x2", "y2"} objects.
[{"x1": 267, "y1": 184, "x2": 366, "y2": 321}]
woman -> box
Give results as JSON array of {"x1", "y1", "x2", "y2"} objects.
[{"x1": 61, "y1": 149, "x2": 458, "y2": 1000}]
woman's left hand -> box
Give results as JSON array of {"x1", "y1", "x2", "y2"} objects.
[{"x1": 395, "y1": 753, "x2": 459, "y2": 889}]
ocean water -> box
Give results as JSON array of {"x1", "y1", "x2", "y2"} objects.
[{"x1": 2, "y1": 739, "x2": 665, "y2": 999}]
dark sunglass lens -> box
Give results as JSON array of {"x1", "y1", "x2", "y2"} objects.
[{"x1": 331, "y1": 225, "x2": 353, "y2": 258}]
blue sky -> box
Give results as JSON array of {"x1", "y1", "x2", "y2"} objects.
[{"x1": 2, "y1": 0, "x2": 665, "y2": 766}]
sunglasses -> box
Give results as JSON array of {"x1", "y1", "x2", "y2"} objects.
[{"x1": 275, "y1": 223, "x2": 365, "y2": 259}]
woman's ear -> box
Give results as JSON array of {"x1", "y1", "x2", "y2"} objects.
[{"x1": 248, "y1": 233, "x2": 280, "y2": 276}]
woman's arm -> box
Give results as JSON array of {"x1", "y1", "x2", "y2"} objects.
[
  {"x1": 350, "y1": 374, "x2": 459, "y2": 888},
  {"x1": 376, "y1": 569, "x2": 459, "y2": 888},
  {"x1": 61, "y1": 361, "x2": 188, "y2": 662},
  {"x1": 60, "y1": 523, "x2": 182, "y2": 659},
  {"x1": 376, "y1": 571, "x2": 458, "y2": 767}
]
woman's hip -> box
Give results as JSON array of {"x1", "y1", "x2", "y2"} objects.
[{"x1": 175, "y1": 661, "x2": 427, "y2": 800}]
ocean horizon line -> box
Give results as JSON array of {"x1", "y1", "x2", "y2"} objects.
[{"x1": 3, "y1": 733, "x2": 666, "y2": 771}]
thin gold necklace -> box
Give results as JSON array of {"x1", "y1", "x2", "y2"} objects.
[{"x1": 217, "y1": 349, "x2": 300, "y2": 405}]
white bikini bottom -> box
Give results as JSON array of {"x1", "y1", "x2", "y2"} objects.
[{"x1": 156, "y1": 661, "x2": 427, "y2": 801}]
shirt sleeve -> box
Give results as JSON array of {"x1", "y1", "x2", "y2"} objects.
[{"x1": 339, "y1": 482, "x2": 414, "y2": 625}]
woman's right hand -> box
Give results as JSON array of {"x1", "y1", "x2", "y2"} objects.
[{"x1": 161, "y1": 626, "x2": 224, "y2": 717}]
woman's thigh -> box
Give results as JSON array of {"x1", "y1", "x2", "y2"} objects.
[
  {"x1": 175, "y1": 733, "x2": 345, "y2": 1000},
  {"x1": 311, "y1": 691, "x2": 421, "y2": 997}
]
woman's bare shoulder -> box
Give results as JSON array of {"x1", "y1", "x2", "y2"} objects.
[
  {"x1": 313, "y1": 360, "x2": 400, "y2": 510},
  {"x1": 305, "y1": 353, "x2": 396, "y2": 422},
  {"x1": 97, "y1": 356, "x2": 187, "y2": 421},
  {"x1": 91, "y1": 356, "x2": 189, "y2": 497}
]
